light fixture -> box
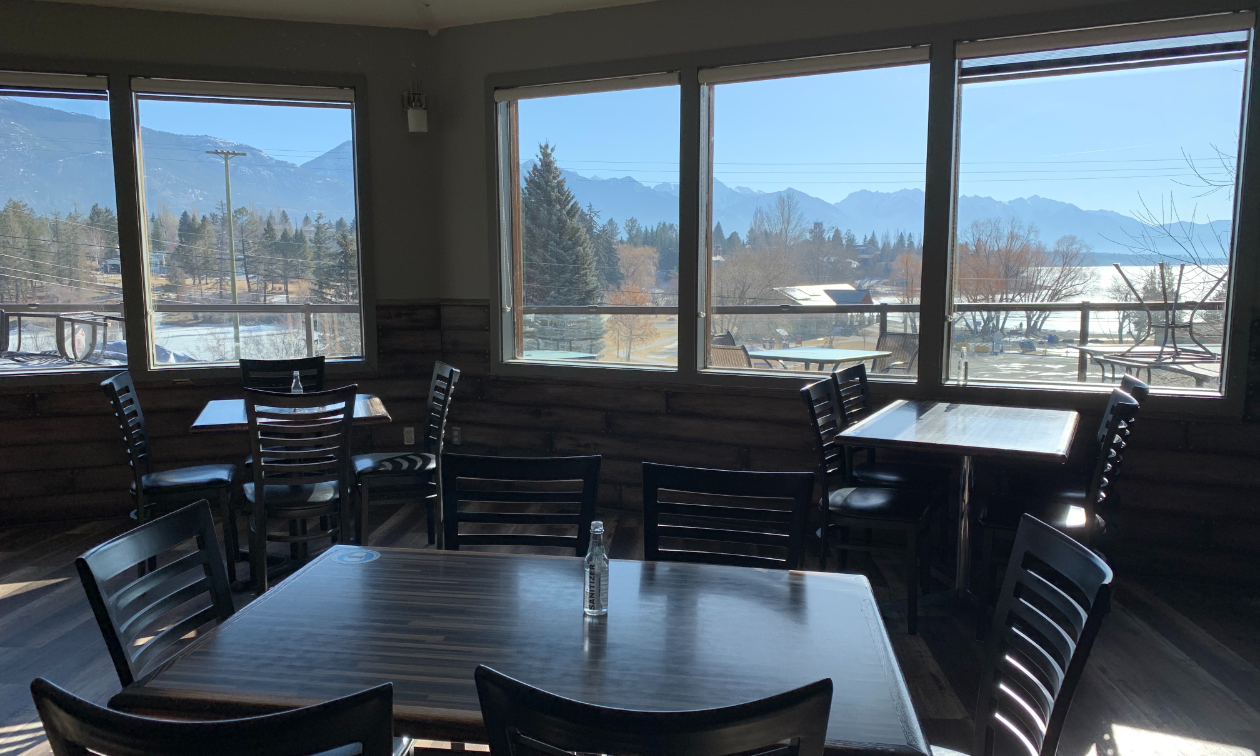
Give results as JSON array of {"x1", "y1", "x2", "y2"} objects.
[{"x1": 403, "y1": 89, "x2": 428, "y2": 133}]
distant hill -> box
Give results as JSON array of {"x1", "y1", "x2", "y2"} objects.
[
  {"x1": 0, "y1": 97, "x2": 356, "y2": 221},
  {"x1": 545, "y1": 163, "x2": 1230, "y2": 261}
]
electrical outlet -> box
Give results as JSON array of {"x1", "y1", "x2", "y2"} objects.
[
  {"x1": 451, "y1": 426, "x2": 462, "y2": 445},
  {"x1": 403, "y1": 427, "x2": 415, "y2": 446}
]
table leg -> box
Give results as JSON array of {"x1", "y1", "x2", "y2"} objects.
[{"x1": 955, "y1": 455, "x2": 974, "y2": 596}]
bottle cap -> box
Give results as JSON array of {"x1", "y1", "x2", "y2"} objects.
[{"x1": 590, "y1": 520, "x2": 604, "y2": 533}]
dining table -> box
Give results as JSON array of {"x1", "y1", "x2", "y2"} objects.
[
  {"x1": 838, "y1": 400, "x2": 1079, "y2": 598},
  {"x1": 110, "y1": 546, "x2": 930, "y2": 756},
  {"x1": 190, "y1": 393, "x2": 392, "y2": 432},
  {"x1": 746, "y1": 347, "x2": 892, "y2": 371}
]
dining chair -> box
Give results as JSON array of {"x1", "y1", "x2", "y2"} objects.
[
  {"x1": 353, "y1": 361, "x2": 460, "y2": 545},
  {"x1": 244, "y1": 385, "x2": 358, "y2": 593},
  {"x1": 31, "y1": 678, "x2": 409, "y2": 756},
  {"x1": 801, "y1": 377, "x2": 944, "y2": 634},
  {"x1": 974, "y1": 388, "x2": 1139, "y2": 615},
  {"x1": 441, "y1": 454, "x2": 600, "y2": 556},
  {"x1": 830, "y1": 363, "x2": 950, "y2": 489},
  {"x1": 101, "y1": 372, "x2": 236, "y2": 574},
  {"x1": 931, "y1": 514, "x2": 1113, "y2": 756},
  {"x1": 475, "y1": 665, "x2": 833, "y2": 756},
  {"x1": 239, "y1": 355, "x2": 326, "y2": 392},
  {"x1": 642, "y1": 462, "x2": 813, "y2": 569},
  {"x1": 75, "y1": 500, "x2": 234, "y2": 687}
]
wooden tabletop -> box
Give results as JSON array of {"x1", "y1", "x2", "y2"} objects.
[
  {"x1": 839, "y1": 399, "x2": 1078, "y2": 462},
  {"x1": 111, "y1": 547, "x2": 928, "y2": 756},
  {"x1": 190, "y1": 393, "x2": 391, "y2": 432}
]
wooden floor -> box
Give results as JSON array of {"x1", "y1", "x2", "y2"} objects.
[{"x1": 2, "y1": 502, "x2": 1258, "y2": 756}]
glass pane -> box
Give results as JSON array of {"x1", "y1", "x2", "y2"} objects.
[
  {"x1": 706, "y1": 62, "x2": 929, "y2": 377},
  {"x1": 135, "y1": 92, "x2": 363, "y2": 367},
  {"x1": 509, "y1": 84, "x2": 681, "y2": 368},
  {"x1": 950, "y1": 34, "x2": 1246, "y2": 394},
  {"x1": 0, "y1": 88, "x2": 124, "y2": 373}
]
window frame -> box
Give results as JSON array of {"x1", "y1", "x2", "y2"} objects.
[
  {"x1": 0, "y1": 55, "x2": 377, "y2": 386},
  {"x1": 485, "y1": 3, "x2": 1260, "y2": 420}
]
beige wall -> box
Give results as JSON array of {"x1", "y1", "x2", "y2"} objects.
[{"x1": 0, "y1": 0, "x2": 439, "y2": 301}]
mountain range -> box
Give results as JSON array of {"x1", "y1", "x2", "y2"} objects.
[
  {"x1": 557, "y1": 167, "x2": 1231, "y2": 262},
  {"x1": 0, "y1": 96, "x2": 356, "y2": 221}
]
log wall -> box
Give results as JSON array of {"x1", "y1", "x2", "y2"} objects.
[{"x1": 3, "y1": 300, "x2": 1257, "y2": 585}]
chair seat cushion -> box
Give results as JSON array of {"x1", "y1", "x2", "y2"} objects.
[
  {"x1": 243, "y1": 480, "x2": 339, "y2": 508},
  {"x1": 978, "y1": 484, "x2": 1103, "y2": 534},
  {"x1": 135, "y1": 464, "x2": 237, "y2": 494},
  {"x1": 851, "y1": 460, "x2": 951, "y2": 488},
  {"x1": 354, "y1": 452, "x2": 436, "y2": 476},
  {"x1": 827, "y1": 486, "x2": 938, "y2": 522}
]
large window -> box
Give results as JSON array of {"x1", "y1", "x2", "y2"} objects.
[
  {"x1": 949, "y1": 17, "x2": 1251, "y2": 394},
  {"x1": 134, "y1": 80, "x2": 363, "y2": 367},
  {"x1": 700, "y1": 49, "x2": 930, "y2": 378},
  {"x1": 496, "y1": 75, "x2": 680, "y2": 368},
  {"x1": 0, "y1": 73, "x2": 125, "y2": 373}
]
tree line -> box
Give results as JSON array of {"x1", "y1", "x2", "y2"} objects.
[{"x1": 0, "y1": 200, "x2": 120, "y2": 305}]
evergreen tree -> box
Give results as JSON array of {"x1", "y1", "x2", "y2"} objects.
[
  {"x1": 579, "y1": 204, "x2": 622, "y2": 292},
  {"x1": 310, "y1": 214, "x2": 339, "y2": 303},
  {"x1": 712, "y1": 222, "x2": 726, "y2": 253},
  {"x1": 520, "y1": 143, "x2": 603, "y2": 352},
  {"x1": 623, "y1": 217, "x2": 644, "y2": 246}
]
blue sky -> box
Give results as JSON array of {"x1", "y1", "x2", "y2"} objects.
[{"x1": 517, "y1": 55, "x2": 1247, "y2": 221}]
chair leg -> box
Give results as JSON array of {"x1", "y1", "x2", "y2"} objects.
[
  {"x1": 425, "y1": 493, "x2": 436, "y2": 546},
  {"x1": 906, "y1": 527, "x2": 919, "y2": 636},
  {"x1": 818, "y1": 505, "x2": 829, "y2": 572},
  {"x1": 221, "y1": 488, "x2": 238, "y2": 584},
  {"x1": 919, "y1": 520, "x2": 933, "y2": 596},
  {"x1": 976, "y1": 527, "x2": 996, "y2": 640},
  {"x1": 250, "y1": 504, "x2": 268, "y2": 595},
  {"x1": 357, "y1": 482, "x2": 370, "y2": 547},
  {"x1": 838, "y1": 526, "x2": 849, "y2": 571}
]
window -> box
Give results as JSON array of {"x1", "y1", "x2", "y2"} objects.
[
  {"x1": 0, "y1": 73, "x2": 125, "y2": 374},
  {"x1": 496, "y1": 74, "x2": 680, "y2": 368},
  {"x1": 134, "y1": 80, "x2": 363, "y2": 367},
  {"x1": 949, "y1": 14, "x2": 1252, "y2": 394},
  {"x1": 700, "y1": 49, "x2": 931, "y2": 378}
]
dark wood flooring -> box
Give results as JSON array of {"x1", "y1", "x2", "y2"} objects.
[{"x1": 2, "y1": 501, "x2": 1258, "y2": 756}]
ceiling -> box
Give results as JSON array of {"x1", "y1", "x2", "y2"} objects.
[{"x1": 30, "y1": 0, "x2": 659, "y2": 32}]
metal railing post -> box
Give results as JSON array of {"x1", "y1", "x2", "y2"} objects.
[
  {"x1": 878, "y1": 305, "x2": 889, "y2": 338},
  {"x1": 1077, "y1": 302, "x2": 1091, "y2": 382},
  {"x1": 304, "y1": 307, "x2": 315, "y2": 358}
]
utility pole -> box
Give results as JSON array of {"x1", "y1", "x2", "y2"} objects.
[{"x1": 207, "y1": 150, "x2": 247, "y2": 359}]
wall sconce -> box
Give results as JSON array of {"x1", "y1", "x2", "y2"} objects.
[{"x1": 403, "y1": 90, "x2": 428, "y2": 133}]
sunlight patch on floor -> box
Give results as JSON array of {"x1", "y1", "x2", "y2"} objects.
[
  {"x1": 0, "y1": 579, "x2": 66, "y2": 601},
  {"x1": 1089, "y1": 724, "x2": 1258, "y2": 756}
]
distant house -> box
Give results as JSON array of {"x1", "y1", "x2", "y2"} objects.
[
  {"x1": 773, "y1": 283, "x2": 873, "y2": 306},
  {"x1": 100, "y1": 257, "x2": 121, "y2": 274}
]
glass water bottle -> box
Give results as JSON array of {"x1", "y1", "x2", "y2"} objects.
[
  {"x1": 290, "y1": 370, "x2": 304, "y2": 394},
  {"x1": 584, "y1": 521, "x2": 608, "y2": 616}
]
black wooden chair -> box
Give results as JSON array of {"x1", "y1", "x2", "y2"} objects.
[
  {"x1": 31, "y1": 677, "x2": 406, "y2": 756},
  {"x1": 75, "y1": 501, "x2": 234, "y2": 687},
  {"x1": 101, "y1": 372, "x2": 236, "y2": 574},
  {"x1": 830, "y1": 363, "x2": 950, "y2": 489},
  {"x1": 353, "y1": 362, "x2": 460, "y2": 545},
  {"x1": 642, "y1": 462, "x2": 813, "y2": 570},
  {"x1": 244, "y1": 385, "x2": 358, "y2": 593},
  {"x1": 441, "y1": 454, "x2": 600, "y2": 556},
  {"x1": 930, "y1": 514, "x2": 1113, "y2": 756},
  {"x1": 475, "y1": 665, "x2": 833, "y2": 756},
  {"x1": 239, "y1": 355, "x2": 326, "y2": 392},
  {"x1": 974, "y1": 388, "x2": 1139, "y2": 615},
  {"x1": 801, "y1": 377, "x2": 943, "y2": 634}
]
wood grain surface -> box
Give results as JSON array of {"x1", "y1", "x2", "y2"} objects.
[
  {"x1": 839, "y1": 400, "x2": 1079, "y2": 462},
  {"x1": 110, "y1": 546, "x2": 929, "y2": 756},
  {"x1": 190, "y1": 394, "x2": 391, "y2": 433}
]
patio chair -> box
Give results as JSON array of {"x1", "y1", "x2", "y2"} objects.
[
  {"x1": 709, "y1": 343, "x2": 753, "y2": 368},
  {"x1": 872, "y1": 332, "x2": 918, "y2": 374},
  {"x1": 710, "y1": 330, "x2": 737, "y2": 346}
]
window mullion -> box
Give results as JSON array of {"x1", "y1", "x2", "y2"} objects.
[
  {"x1": 108, "y1": 72, "x2": 151, "y2": 377},
  {"x1": 917, "y1": 41, "x2": 960, "y2": 391},
  {"x1": 678, "y1": 67, "x2": 702, "y2": 381}
]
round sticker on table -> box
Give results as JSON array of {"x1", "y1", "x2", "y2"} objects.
[{"x1": 332, "y1": 549, "x2": 380, "y2": 565}]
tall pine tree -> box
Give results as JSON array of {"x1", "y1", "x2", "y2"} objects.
[{"x1": 520, "y1": 143, "x2": 603, "y2": 353}]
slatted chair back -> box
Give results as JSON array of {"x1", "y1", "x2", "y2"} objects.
[
  {"x1": 974, "y1": 514, "x2": 1113, "y2": 756},
  {"x1": 642, "y1": 463, "x2": 813, "y2": 569},
  {"x1": 476, "y1": 665, "x2": 832, "y2": 756},
  {"x1": 246, "y1": 385, "x2": 358, "y2": 504},
  {"x1": 422, "y1": 362, "x2": 461, "y2": 456},
  {"x1": 239, "y1": 355, "x2": 326, "y2": 393},
  {"x1": 709, "y1": 343, "x2": 753, "y2": 368},
  {"x1": 872, "y1": 332, "x2": 919, "y2": 373},
  {"x1": 1086, "y1": 389, "x2": 1140, "y2": 514},
  {"x1": 800, "y1": 378, "x2": 845, "y2": 488},
  {"x1": 710, "y1": 330, "x2": 737, "y2": 346},
  {"x1": 75, "y1": 501, "x2": 234, "y2": 688},
  {"x1": 441, "y1": 454, "x2": 600, "y2": 556},
  {"x1": 32, "y1": 677, "x2": 394, "y2": 756},
  {"x1": 101, "y1": 372, "x2": 154, "y2": 490},
  {"x1": 829, "y1": 363, "x2": 874, "y2": 428}
]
